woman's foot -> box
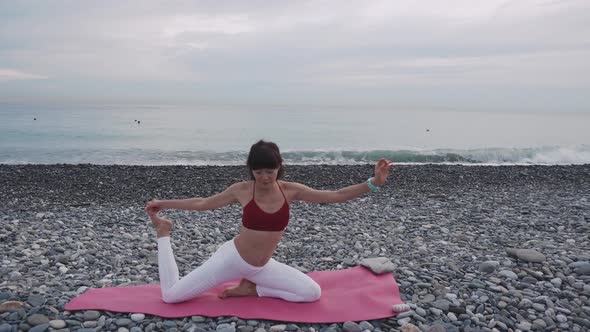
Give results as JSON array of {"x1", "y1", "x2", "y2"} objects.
[
  {"x1": 218, "y1": 279, "x2": 258, "y2": 299},
  {"x1": 148, "y1": 213, "x2": 173, "y2": 238}
]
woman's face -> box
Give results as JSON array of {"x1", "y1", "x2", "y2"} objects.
[{"x1": 252, "y1": 168, "x2": 279, "y2": 185}]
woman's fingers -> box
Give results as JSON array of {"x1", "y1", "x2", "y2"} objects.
[
  {"x1": 386, "y1": 160, "x2": 394, "y2": 169},
  {"x1": 145, "y1": 200, "x2": 160, "y2": 216},
  {"x1": 376, "y1": 159, "x2": 394, "y2": 177},
  {"x1": 146, "y1": 207, "x2": 158, "y2": 217}
]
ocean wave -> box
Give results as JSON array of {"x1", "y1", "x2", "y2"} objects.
[{"x1": 1, "y1": 145, "x2": 589, "y2": 165}]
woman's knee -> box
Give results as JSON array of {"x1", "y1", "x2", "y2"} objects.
[
  {"x1": 161, "y1": 285, "x2": 196, "y2": 304},
  {"x1": 301, "y1": 282, "x2": 322, "y2": 302},
  {"x1": 161, "y1": 289, "x2": 184, "y2": 304}
]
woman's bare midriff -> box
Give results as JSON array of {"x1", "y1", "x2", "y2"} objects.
[{"x1": 233, "y1": 226, "x2": 284, "y2": 267}]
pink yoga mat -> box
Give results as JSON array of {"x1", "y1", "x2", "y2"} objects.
[{"x1": 66, "y1": 266, "x2": 403, "y2": 323}]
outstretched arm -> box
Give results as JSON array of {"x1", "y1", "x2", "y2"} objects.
[
  {"x1": 147, "y1": 183, "x2": 240, "y2": 212},
  {"x1": 292, "y1": 159, "x2": 394, "y2": 204}
]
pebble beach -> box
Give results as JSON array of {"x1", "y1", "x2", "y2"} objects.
[{"x1": 1, "y1": 164, "x2": 589, "y2": 332}]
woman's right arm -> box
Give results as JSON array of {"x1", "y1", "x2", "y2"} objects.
[{"x1": 151, "y1": 183, "x2": 241, "y2": 211}]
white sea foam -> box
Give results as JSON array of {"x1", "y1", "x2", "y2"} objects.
[{"x1": 1, "y1": 145, "x2": 589, "y2": 165}]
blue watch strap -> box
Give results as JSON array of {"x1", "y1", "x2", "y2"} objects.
[{"x1": 367, "y1": 177, "x2": 380, "y2": 192}]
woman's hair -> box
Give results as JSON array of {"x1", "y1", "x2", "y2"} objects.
[{"x1": 247, "y1": 140, "x2": 284, "y2": 179}]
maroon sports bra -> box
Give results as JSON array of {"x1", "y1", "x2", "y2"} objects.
[{"x1": 242, "y1": 182, "x2": 290, "y2": 232}]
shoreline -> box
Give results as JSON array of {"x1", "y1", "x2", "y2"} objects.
[{"x1": 1, "y1": 164, "x2": 589, "y2": 331}]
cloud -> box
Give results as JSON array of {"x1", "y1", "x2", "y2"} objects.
[
  {"x1": 306, "y1": 48, "x2": 590, "y2": 87},
  {"x1": 0, "y1": 68, "x2": 47, "y2": 81},
  {"x1": 0, "y1": 0, "x2": 588, "y2": 109}
]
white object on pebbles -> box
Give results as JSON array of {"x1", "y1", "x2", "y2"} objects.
[
  {"x1": 359, "y1": 257, "x2": 396, "y2": 274},
  {"x1": 392, "y1": 304, "x2": 411, "y2": 312},
  {"x1": 130, "y1": 313, "x2": 145, "y2": 322}
]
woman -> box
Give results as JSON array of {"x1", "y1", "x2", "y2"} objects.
[{"x1": 146, "y1": 140, "x2": 393, "y2": 304}]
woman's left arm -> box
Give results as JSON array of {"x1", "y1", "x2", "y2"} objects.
[{"x1": 291, "y1": 159, "x2": 394, "y2": 204}]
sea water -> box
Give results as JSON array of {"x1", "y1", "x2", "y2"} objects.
[{"x1": 1, "y1": 103, "x2": 588, "y2": 165}]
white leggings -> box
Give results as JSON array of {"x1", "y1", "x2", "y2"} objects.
[{"x1": 157, "y1": 237, "x2": 321, "y2": 304}]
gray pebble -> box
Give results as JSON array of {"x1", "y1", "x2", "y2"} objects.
[
  {"x1": 27, "y1": 314, "x2": 50, "y2": 326},
  {"x1": 506, "y1": 248, "x2": 546, "y2": 263},
  {"x1": 27, "y1": 294, "x2": 46, "y2": 307},
  {"x1": 29, "y1": 324, "x2": 49, "y2": 332},
  {"x1": 532, "y1": 319, "x2": 547, "y2": 329},
  {"x1": 359, "y1": 321, "x2": 374, "y2": 331},
  {"x1": 83, "y1": 310, "x2": 101, "y2": 320},
  {"x1": 516, "y1": 322, "x2": 532, "y2": 331},
  {"x1": 421, "y1": 294, "x2": 436, "y2": 303},
  {"x1": 425, "y1": 325, "x2": 445, "y2": 332},
  {"x1": 163, "y1": 320, "x2": 177, "y2": 328},
  {"x1": 415, "y1": 307, "x2": 427, "y2": 316},
  {"x1": 342, "y1": 321, "x2": 362, "y2": 332},
  {"x1": 430, "y1": 308, "x2": 443, "y2": 316},
  {"x1": 431, "y1": 300, "x2": 451, "y2": 311},
  {"x1": 396, "y1": 311, "x2": 415, "y2": 319},
  {"x1": 479, "y1": 261, "x2": 499, "y2": 273},
  {"x1": 83, "y1": 321, "x2": 97, "y2": 328},
  {"x1": 498, "y1": 270, "x2": 518, "y2": 279},
  {"x1": 8, "y1": 271, "x2": 22, "y2": 281},
  {"x1": 576, "y1": 265, "x2": 590, "y2": 275},
  {"x1": 269, "y1": 325, "x2": 286, "y2": 332},
  {"x1": 49, "y1": 320, "x2": 66, "y2": 329},
  {"x1": 116, "y1": 318, "x2": 132, "y2": 327},
  {"x1": 572, "y1": 318, "x2": 590, "y2": 328}
]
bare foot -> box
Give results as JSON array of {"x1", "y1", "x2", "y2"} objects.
[
  {"x1": 218, "y1": 279, "x2": 258, "y2": 299},
  {"x1": 148, "y1": 213, "x2": 173, "y2": 238}
]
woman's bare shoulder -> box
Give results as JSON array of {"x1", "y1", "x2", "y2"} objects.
[
  {"x1": 232, "y1": 181, "x2": 252, "y2": 191},
  {"x1": 278, "y1": 180, "x2": 305, "y2": 191}
]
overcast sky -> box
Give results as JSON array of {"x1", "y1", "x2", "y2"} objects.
[{"x1": 0, "y1": 0, "x2": 589, "y2": 112}]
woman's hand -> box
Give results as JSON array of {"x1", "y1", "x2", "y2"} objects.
[
  {"x1": 146, "y1": 199, "x2": 163, "y2": 216},
  {"x1": 373, "y1": 158, "x2": 394, "y2": 186}
]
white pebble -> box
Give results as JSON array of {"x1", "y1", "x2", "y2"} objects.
[
  {"x1": 130, "y1": 313, "x2": 145, "y2": 321},
  {"x1": 392, "y1": 304, "x2": 411, "y2": 312},
  {"x1": 49, "y1": 320, "x2": 66, "y2": 329}
]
